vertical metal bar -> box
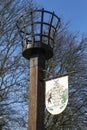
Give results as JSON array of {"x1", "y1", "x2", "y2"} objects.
[
  {"x1": 40, "y1": 8, "x2": 44, "y2": 43},
  {"x1": 48, "y1": 12, "x2": 54, "y2": 46},
  {"x1": 22, "y1": 16, "x2": 27, "y2": 47},
  {"x1": 17, "y1": 20, "x2": 24, "y2": 46},
  {"x1": 55, "y1": 17, "x2": 60, "y2": 32},
  {"x1": 31, "y1": 10, "x2": 35, "y2": 44},
  {"x1": 29, "y1": 54, "x2": 45, "y2": 130}
]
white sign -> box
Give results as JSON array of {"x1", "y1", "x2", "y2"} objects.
[{"x1": 45, "y1": 76, "x2": 68, "y2": 115}]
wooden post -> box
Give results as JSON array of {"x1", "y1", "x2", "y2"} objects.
[{"x1": 29, "y1": 54, "x2": 45, "y2": 130}]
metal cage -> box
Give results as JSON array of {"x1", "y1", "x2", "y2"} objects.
[{"x1": 17, "y1": 8, "x2": 60, "y2": 60}]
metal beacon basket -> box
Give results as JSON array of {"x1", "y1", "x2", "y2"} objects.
[{"x1": 17, "y1": 8, "x2": 60, "y2": 60}]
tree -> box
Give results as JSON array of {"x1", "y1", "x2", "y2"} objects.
[
  {"x1": 0, "y1": 0, "x2": 87, "y2": 129},
  {"x1": 45, "y1": 23, "x2": 87, "y2": 129},
  {"x1": 0, "y1": 0, "x2": 35, "y2": 129}
]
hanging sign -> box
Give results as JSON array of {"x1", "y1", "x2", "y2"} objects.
[{"x1": 45, "y1": 76, "x2": 68, "y2": 115}]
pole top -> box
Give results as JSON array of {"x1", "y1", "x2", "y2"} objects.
[{"x1": 17, "y1": 8, "x2": 60, "y2": 60}]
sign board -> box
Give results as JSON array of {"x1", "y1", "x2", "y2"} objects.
[{"x1": 45, "y1": 76, "x2": 68, "y2": 115}]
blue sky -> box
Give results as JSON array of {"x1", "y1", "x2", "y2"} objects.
[{"x1": 34, "y1": 0, "x2": 87, "y2": 35}]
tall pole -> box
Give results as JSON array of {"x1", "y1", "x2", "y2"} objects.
[
  {"x1": 17, "y1": 8, "x2": 60, "y2": 130},
  {"x1": 29, "y1": 54, "x2": 45, "y2": 130}
]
